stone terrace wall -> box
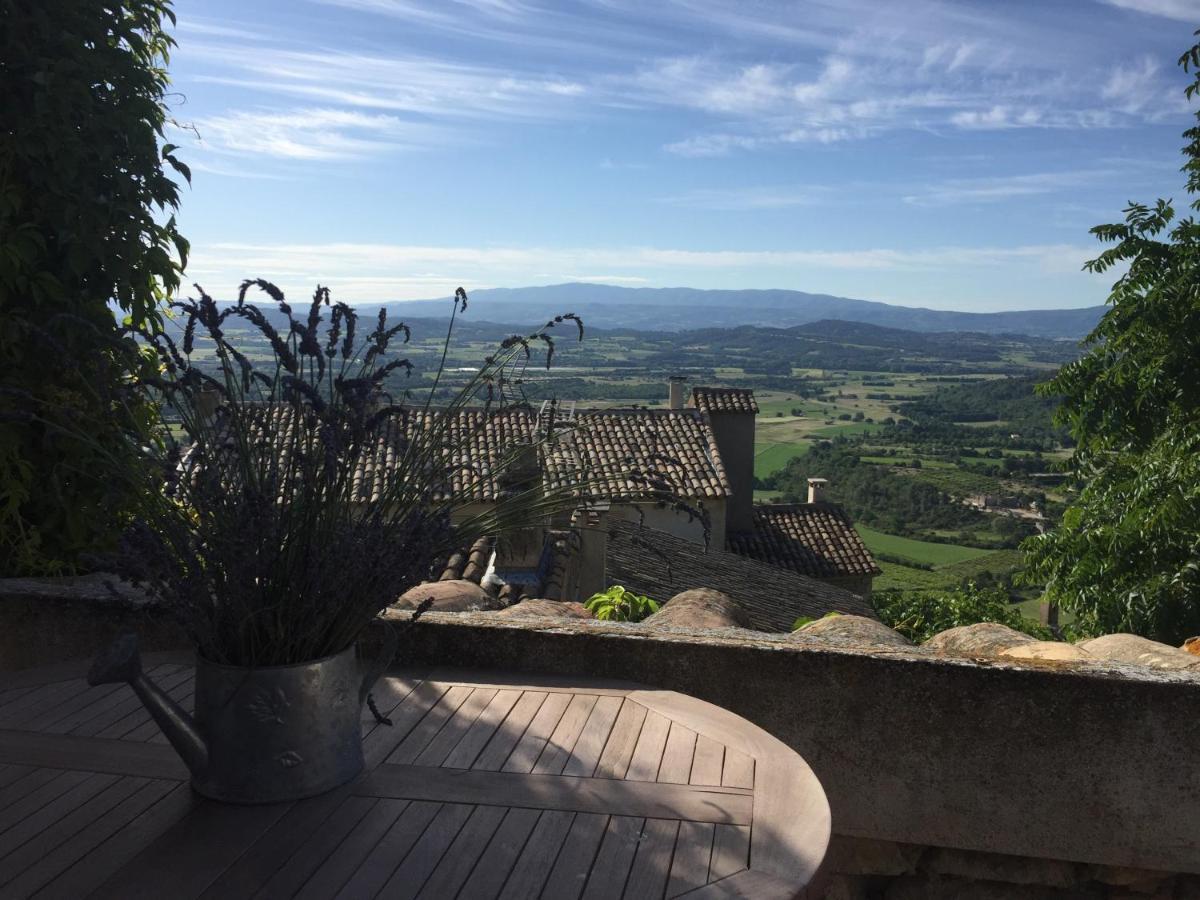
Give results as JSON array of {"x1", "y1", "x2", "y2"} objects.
[{"x1": 382, "y1": 611, "x2": 1200, "y2": 896}]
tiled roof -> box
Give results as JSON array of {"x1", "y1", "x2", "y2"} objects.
[
  {"x1": 690, "y1": 387, "x2": 759, "y2": 415},
  {"x1": 605, "y1": 520, "x2": 877, "y2": 630},
  {"x1": 728, "y1": 503, "x2": 881, "y2": 579},
  {"x1": 545, "y1": 409, "x2": 730, "y2": 501},
  {"x1": 199, "y1": 403, "x2": 728, "y2": 506}
]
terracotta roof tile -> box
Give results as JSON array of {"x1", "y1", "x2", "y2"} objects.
[
  {"x1": 544, "y1": 408, "x2": 730, "y2": 501},
  {"x1": 728, "y1": 503, "x2": 881, "y2": 579},
  {"x1": 690, "y1": 387, "x2": 759, "y2": 415}
]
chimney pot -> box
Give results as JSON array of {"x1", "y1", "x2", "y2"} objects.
[{"x1": 807, "y1": 477, "x2": 828, "y2": 504}]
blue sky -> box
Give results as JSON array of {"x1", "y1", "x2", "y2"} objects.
[{"x1": 168, "y1": 0, "x2": 1200, "y2": 310}]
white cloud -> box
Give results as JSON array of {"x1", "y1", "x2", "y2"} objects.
[
  {"x1": 1102, "y1": 0, "x2": 1200, "y2": 21},
  {"x1": 904, "y1": 170, "x2": 1115, "y2": 206},
  {"x1": 186, "y1": 108, "x2": 441, "y2": 161},
  {"x1": 1102, "y1": 57, "x2": 1167, "y2": 115}
]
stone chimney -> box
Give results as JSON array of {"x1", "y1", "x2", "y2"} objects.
[
  {"x1": 668, "y1": 376, "x2": 686, "y2": 410},
  {"x1": 807, "y1": 477, "x2": 828, "y2": 504}
]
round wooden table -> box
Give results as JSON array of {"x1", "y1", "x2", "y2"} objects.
[{"x1": 0, "y1": 657, "x2": 830, "y2": 898}]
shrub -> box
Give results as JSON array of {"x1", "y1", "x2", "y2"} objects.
[
  {"x1": 873, "y1": 584, "x2": 1052, "y2": 643},
  {"x1": 585, "y1": 586, "x2": 660, "y2": 622},
  {"x1": 1, "y1": 0, "x2": 188, "y2": 574}
]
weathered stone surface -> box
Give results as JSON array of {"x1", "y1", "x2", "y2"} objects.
[
  {"x1": 793, "y1": 615, "x2": 913, "y2": 650},
  {"x1": 1001, "y1": 641, "x2": 1091, "y2": 662},
  {"x1": 921, "y1": 848, "x2": 1081, "y2": 888},
  {"x1": 1182, "y1": 637, "x2": 1200, "y2": 657},
  {"x1": 1077, "y1": 634, "x2": 1200, "y2": 671},
  {"x1": 394, "y1": 579, "x2": 501, "y2": 612},
  {"x1": 884, "y1": 875, "x2": 1097, "y2": 899},
  {"x1": 820, "y1": 874, "x2": 878, "y2": 900},
  {"x1": 495, "y1": 599, "x2": 592, "y2": 620},
  {"x1": 823, "y1": 835, "x2": 923, "y2": 876},
  {"x1": 923, "y1": 623, "x2": 1035, "y2": 657},
  {"x1": 1083, "y1": 864, "x2": 1174, "y2": 890},
  {"x1": 643, "y1": 588, "x2": 749, "y2": 630}
]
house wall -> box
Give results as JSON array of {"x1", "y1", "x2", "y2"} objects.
[
  {"x1": 608, "y1": 498, "x2": 726, "y2": 551},
  {"x1": 823, "y1": 574, "x2": 873, "y2": 599}
]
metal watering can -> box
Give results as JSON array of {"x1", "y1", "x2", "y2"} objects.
[{"x1": 88, "y1": 631, "x2": 396, "y2": 804}]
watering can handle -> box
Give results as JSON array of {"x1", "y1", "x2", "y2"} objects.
[{"x1": 359, "y1": 624, "x2": 398, "y2": 709}]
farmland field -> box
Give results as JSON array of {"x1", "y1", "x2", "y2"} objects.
[{"x1": 855, "y1": 526, "x2": 994, "y2": 567}]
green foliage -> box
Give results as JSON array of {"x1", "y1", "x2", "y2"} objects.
[
  {"x1": 585, "y1": 586, "x2": 660, "y2": 622},
  {"x1": 0, "y1": 0, "x2": 188, "y2": 574},
  {"x1": 791, "y1": 611, "x2": 841, "y2": 631},
  {"x1": 1022, "y1": 34, "x2": 1200, "y2": 644},
  {"x1": 873, "y1": 584, "x2": 1053, "y2": 644}
]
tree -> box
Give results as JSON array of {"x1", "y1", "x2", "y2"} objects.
[
  {"x1": 0, "y1": 1, "x2": 188, "y2": 574},
  {"x1": 1022, "y1": 33, "x2": 1200, "y2": 644}
]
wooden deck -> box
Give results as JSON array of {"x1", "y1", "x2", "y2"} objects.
[{"x1": 0, "y1": 656, "x2": 829, "y2": 899}]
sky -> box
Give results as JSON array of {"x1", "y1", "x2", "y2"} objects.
[{"x1": 168, "y1": 0, "x2": 1200, "y2": 311}]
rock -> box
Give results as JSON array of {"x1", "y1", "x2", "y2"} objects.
[
  {"x1": 1076, "y1": 634, "x2": 1200, "y2": 670},
  {"x1": 1001, "y1": 642, "x2": 1091, "y2": 662},
  {"x1": 1084, "y1": 863, "x2": 1174, "y2": 891},
  {"x1": 495, "y1": 600, "x2": 593, "y2": 620},
  {"x1": 920, "y1": 847, "x2": 1081, "y2": 888},
  {"x1": 791, "y1": 615, "x2": 913, "y2": 650},
  {"x1": 1182, "y1": 637, "x2": 1200, "y2": 657},
  {"x1": 823, "y1": 836, "x2": 923, "y2": 877},
  {"x1": 643, "y1": 588, "x2": 749, "y2": 630},
  {"x1": 923, "y1": 623, "x2": 1035, "y2": 657},
  {"x1": 884, "y1": 875, "x2": 1084, "y2": 899},
  {"x1": 394, "y1": 579, "x2": 502, "y2": 613}
]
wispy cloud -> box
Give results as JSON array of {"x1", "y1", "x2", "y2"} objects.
[
  {"x1": 657, "y1": 186, "x2": 825, "y2": 210},
  {"x1": 904, "y1": 170, "x2": 1116, "y2": 206},
  {"x1": 1102, "y1": 0, "x2": 1200, "y2": 21}
]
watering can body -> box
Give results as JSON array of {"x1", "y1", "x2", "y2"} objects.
[{"x1": 89, "y1": 633, "x2": 394, "y2": 804}]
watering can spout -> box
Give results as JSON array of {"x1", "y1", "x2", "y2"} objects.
[{"x1": 89, "y1": 633, "x2": 209, "y2": 777}]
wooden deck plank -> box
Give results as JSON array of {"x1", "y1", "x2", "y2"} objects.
[
  {"x1": 415, "y1": 803, "x2": 508, "y2": 899},
  {"x1": 86, "y1": 796, "x2": 291, "y2": 899},
  {"x1": 658, "y1": 722, "x2": 698, "y2": 785},
  {"x1": 2, "y1": 779, "x2": 175, "y2": 900},
  {"x1": 532, "y1": 693, "x2": 598, "y2": 775},
  {"x1": 332, "y1": 800, "x2": 442, "y2": 900},
  {"x1": 0, "y1": 772, "x2": 118, "y2": 862},
  {"x1": 455, "y1": 806, "x2": 542, "y2": 898},
  {"x1": 363, "y1": 680, "x2": 450, "y2": 769},
  {"x1": 708, "y1": 824, "x2": 751, "y2": 881},
  {"x1": 360, "y1": 672, "x2": 423, "y2": 741},
  {"x1": 441, "y1": 689, "x2": 521, "y2": 770},
  {"x1": 29, "y1": 782, "x2": 194, "y2": 900},
  {"x1": 666, "y1": 821, "x2": 715, "y2": 898},
  {"x1": 593, "y1": 701, "x2": 648, "y2": 781},
  {"x1": 386, "y1": 684, "x2": 475, "y2": 765},
  {"x1": 0, "y1": 652, "x2": 190, "y2": 692},
  {"x1": 690, "y1": 736, "x2": 725, "y2": 787},
  {"x1": 253, "y1": 795, "x2": 376, "y2": 898},
  {"x1": 625, "y1": 710, "x2": 672, "y2": 783},
  {"x1": 0, "y1": 775, "x2": 145, "y2": 890},
  {"x1": 623, "y1": 817, "x2": 680, "y2": 900},
  {"x1": 69, "y1": 668, "x2": 193, "y2": 738},
  {"x1": 562, "y1": 695, "x2": 623, "y2": 778},
  {"x1": 0, "y1": 729, "x2": 188, "y2": 781},
  {"x1": 292, "y1": 799, "x2": 409, "y2": 900},
  {"x1": 425, "y1": 667, "x2": 640, "y2": 696},
  {"x1": 121, "y1": 679, "x2": 193, "y2": 742},
  {"x1": 16, "y1": 680, "x2": 128, "y2": 735},
  {"x1": 197, "y1": 787, "x2": 354, "y2": 899},
  {"x1": 496, "y1": 810, "x2": 576, "y2": 900},
  {"x1": 0, "y1": 771, "x2": 89, "y2": 836},
  {"x1": 0, "y1": 765, "x2": 34, "y2": 790},
  {"x1": 471, "y1": 691, "x2": 547, "y2": 772},
  {"x1": 0, "y1": 687, "x2": 38, "y2": 712},
  {"x1": 413, "y1": 687, "x2": 498, "y2": 767},
  {"x1": 359, "y1": 763, "x2": 752, "y2": 824},
  {"x1": 374, "y1": 801, "x2": 474, "y2": 900},
  {"x1": 500, "y1": 691, "x2": 572, "y2": 774},
  {"x1": 720, "y1": 748, "x2": 754, "y2": 790},
  {"x1": 0, "y1": 681, "x2": 90, "y2": 729},
  {"x1": 680, "y1": 869, "x2": 799, "y2": 899},
  {"x1": 538, "y1": 812, "x2": 609, "y2": 900},
  {"x1": 580, "y1": 815, "x2": 645, "y2": 900}
]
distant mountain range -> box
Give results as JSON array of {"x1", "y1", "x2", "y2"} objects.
[{"x1": 388, "y1": 283, "x2": 1103, "y2": 340}]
